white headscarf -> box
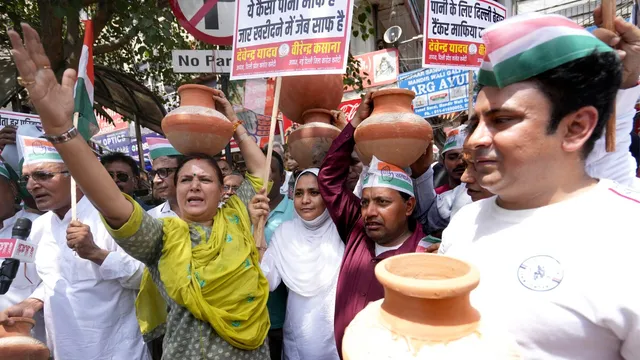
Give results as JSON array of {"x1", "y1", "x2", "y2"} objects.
[{"x1": 269, "y1": 168, "x2": 345, "y2": 297}]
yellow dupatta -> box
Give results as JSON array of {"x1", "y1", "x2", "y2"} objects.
[{"x1": 134, "y1": 175, "x2": 271, "y2": 350}]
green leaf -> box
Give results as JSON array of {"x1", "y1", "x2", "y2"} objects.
[
  {"x1": 352, "y1": 30, "x2": 359, "y2": 38},
  {"x1": 358, "y1": 13, "x2": 367, "y2": 23},
  {"x1": 365, "y1": 5, "x2": 372, "y2": 13},
  {"x1": 369, "y1": 28, "x2": 375, "y2": 35}
]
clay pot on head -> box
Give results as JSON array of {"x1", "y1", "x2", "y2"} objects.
[
  {"x1": 287, "y1": 109, "x2": 341, "y2": 169},
  {"x1": 162, "y1": 84, "x2": 234, "y2": 156},
  {"x1": 342, "y1": 253, "x2": 521, "y2": 360},
  {"x1": 280, "y1": 75, "x2": 344, "y2": 123},
  {"x1": 0, "y1": 317, "x2": 50, "y2": 360},
  {"x1": 354, "y1": 89, "x2": 433, "y2": 168}
]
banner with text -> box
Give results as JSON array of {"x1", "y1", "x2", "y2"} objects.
[
  {"x1": 231, "y1": 0, "x2": 354, "y2": 79},
  {"x1": 93, "y1": 129, "x2": 131, "y2": 155},
  {"x1": 423, "y1": 0, "x2": 506, "y2": 69},
  {"x1": 398, "y1": 68, "x2": 476, "y2": 118},
  {"x1": 0, "y1": 110, "x2": 41, "y2": 130}
]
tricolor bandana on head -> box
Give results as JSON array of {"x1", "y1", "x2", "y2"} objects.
[
  {"x1": 17, "y1": 135, "x2": 63, "y2": 166},
  {"x1": 477, "y1": 13, "x2": 614, "y2": 88},
  {"x1": 443, "y1": 125, "x2": 468, "y2": 154},
  {"x1": 362, "y1": 156, "x2": 414, "y2": 198},
  {"x1": 148, "y1": 137, "x2": 181, "y2": 160}
]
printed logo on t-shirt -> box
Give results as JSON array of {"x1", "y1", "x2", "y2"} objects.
[{"x1": 517, "y1": 255, "x2": 564, "y2": 292}]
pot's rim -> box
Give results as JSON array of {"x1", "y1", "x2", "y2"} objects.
[
  {"x1": 301, "y1": 108, "x2": 334, "y2": 117},
  {"x1": 177, "y1": 84, "x2": 218, "y2": 95},
  {"x1": 371, "y1": 88, "x2": 416, "y2": 99},
  {"x1": 375, "y1": 253, "x2": 480, "y2": 299}
]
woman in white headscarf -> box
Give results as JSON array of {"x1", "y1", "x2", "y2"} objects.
[{"x1": 249, "y1": 168, "x2": 344, "y2": 360}]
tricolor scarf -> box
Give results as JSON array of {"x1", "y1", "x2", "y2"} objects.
[
  {"x1": 478, "y1": 13, "x2": 614, "y2": 88},
  {"x1": 362, "y1": 156, "x2": 415, "y2": 197}
]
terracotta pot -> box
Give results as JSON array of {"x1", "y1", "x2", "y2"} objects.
[
  {"x1": 343, "y1": 253, "x2": 521, "y2": 359},
  {"x1": 354, "y1": 145, "x2": 370, "y2": 166},
  {"x1": 162, "y1": 84, "x2": 234, "y2": 156},
  {"x1": 0, "y1": 317, "x2": 50, "y2": 360},
  {"x1": 287, "y1": 109, "x2": 341, "y2": 169},
  {"x1": 280, "y1": 75, "x2": 344, "y2": 124},
  {"x1": 354, "y1": 89, "x2": 433, "y2": 168}
]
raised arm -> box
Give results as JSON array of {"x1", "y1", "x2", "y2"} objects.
[
  {"x1": 212, "y1": 92, "x2": 267, "y2": 178},
  {"x1": 8, "y1": 24, "x2": 132, "y2": 229},
  {"x1": 318, "y1": 92, "x2": 373, "y2": 241}
]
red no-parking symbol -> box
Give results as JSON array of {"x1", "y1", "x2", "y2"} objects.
[{"x1": 170, "y1": 0, "x2": 236, "y2": 45}]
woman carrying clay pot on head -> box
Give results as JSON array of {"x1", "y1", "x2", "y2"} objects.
[
  {"x1": 249, "y1": 169, "x2": 345, "y2": 360},
  {"x1": 7, "y1": 25, "x2": 271, "y2": 359}
]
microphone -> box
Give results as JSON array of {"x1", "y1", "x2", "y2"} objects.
[{"x1": 0, "y1": 218, "x2": 34, "y2": 295}]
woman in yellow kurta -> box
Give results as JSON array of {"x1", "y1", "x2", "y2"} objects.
[{"x1": 7, "y1": 24, "x2": 271, "y2": 359}]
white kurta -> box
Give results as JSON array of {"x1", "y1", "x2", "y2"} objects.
[
  {"x1": 0, "y1": 209, "x2": 45, "y2": 342},
  {"x1": 31, "y1": 196, "x2": 149, "y2": 360},
  {"x1": 147, "y1": 200, "x2": 177, "y2": 219}
]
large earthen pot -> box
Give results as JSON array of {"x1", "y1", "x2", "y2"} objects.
[
  {"x1": 280, "y1": 75, "x2": 344, "y2": 123},
  {"x1": 342, "y1": 253, "x2": 521, "y2": 360},
  {"x1": 0, "y1": 317, "x2": 50, "y2": 360},
  {"x1": 354, "y1": 89, "x2": 432, "y2": 168},
  {"x1": 287, "y1": 109, "x2": 341, "y2": 169},
  {"x1": 162, "y1": 84, "x2": 234, "y2": 156}
]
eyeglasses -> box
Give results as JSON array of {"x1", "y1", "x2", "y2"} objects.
[
  {"x1": 150, "y1": 167, "x2": 177, "y2": 180},
  {"x1": 108, "y1": 171, "x2": 130, "y2": 183},
  {"x1": 223, "y1": 185, "x2": 240, "y2": 192},
  {"x1": 19, "y1": 171, "x2": 70, "y2": 186}
]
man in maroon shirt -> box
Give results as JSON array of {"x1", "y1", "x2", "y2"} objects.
[{"x1": 318, "y1": 91, "x2": 427, "y2": 357}]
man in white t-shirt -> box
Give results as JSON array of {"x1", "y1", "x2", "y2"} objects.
[{"x1": 439, "y1": 12, "x2": 640, "y2": 360}]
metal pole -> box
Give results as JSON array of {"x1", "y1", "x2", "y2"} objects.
[
  {"x1": 134, "y1": 114, "x2": 145, "y2": 168},
  {"x1": 220, "y1": 74, "x2": 233, "y2": 168}
]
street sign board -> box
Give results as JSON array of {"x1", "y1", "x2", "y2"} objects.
[
  {"x1": 170, "y1": 0, "x2": 236, "y2": 45},
  {"x1": 171, "y1": 50, "x2": 232, "y2": 73}
]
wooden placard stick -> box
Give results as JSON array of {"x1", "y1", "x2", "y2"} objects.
[
  {"x1": 71, "y1": 112, "x2": 79, "y2": 221},
  {"x1": 603, "y1": 0, "x2": 617, "y2": 152},
  {"x1": 253, "y1": 76, "x2": 283, "y2": 254},
  {"x1": 467, "y1": 70, "x2": 474, "y2": 118}
]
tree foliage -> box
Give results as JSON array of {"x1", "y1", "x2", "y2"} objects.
[{"x1": 0, "y1": 0, "x2": 374, "y2": 105}]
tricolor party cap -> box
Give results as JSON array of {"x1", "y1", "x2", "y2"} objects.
[
  {"x1": 442, "y1": 125, "x2": 468, "y2": 155},
  {"x1": 362, "y1": 156, "x2": 414, "y2": 198},
  {"x1": 0, "y1": 160, "x2": 10, "y2": 180},
  {"x1": 477, "y1": 13, "x2": 614, "y2": 88},
  {"x1": 17, "y1": 135, "x2": 63, "y2": 166},
  {"x1": 148, "y1": 137, "x2": 181, "y2": 160}
]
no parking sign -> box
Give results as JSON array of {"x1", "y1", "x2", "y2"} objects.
[{"x1": 170, "y1": 0, "x2": 236, "y2": 45}]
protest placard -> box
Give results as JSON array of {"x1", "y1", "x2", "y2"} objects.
[
  {"x1": 398, "y1": 67, "x2": 476, "y2": 118},
  {"x1": 230, "y1": 0, "x2": 354, "y2": 79},
  {"x1": 423, "y1": 0, "x2": 506, "y2": 69},
  {"x1": 0, "y1": 110, "x2": 41, "y2": 130}
]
